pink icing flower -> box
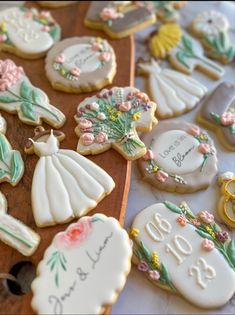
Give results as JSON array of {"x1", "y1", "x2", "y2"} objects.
[
  {"x1": 0, "y1": 34, "x2": 7, "y2": 42},
  {"x1": 118, "y1": 101, "x2": 131, "y2": 112},
  {"x1": 201, "y1": 239, "x2": 215, "y2": 251},
  {"x1": 92, "y1": 42, "x2": 103, "y2": 51},
  {"x1": 100, "y1": 7, "x2": 120, "y2": 21},
  {"x1": 216, "y1": 231, "x2": 229, "y2": 242},
  {"x1": 24, "y1": 11, "x2": 33, "y2": 18},
  {"x1": 41, "y1": 10, "x2": 51, "y2": 18},
  {"x1": 148, "y1": 270, "x2": 160, "y2": 281},
  {"x1": 0, "y1": 59, "x2": 24, "y2": 92},
  {"x1": 221, "y1": 112, "x2": 235, "y2": 126},
  {"x1": 99, "y1": 52, "x2": 111, "y2": 62},
  {"x1": 55, "y1": 218, "x2": 92, "y2": 250},
  {"x1": 137, "y1": 261, "x2": 149, "y2": 272},
  {"x1": 79, "y1": 118, "x2": 92, "y2": 130},
  {"x1": 80, "y1": 133, "x2": 95, "y2": 146},
  {"x1": 190, "y1": 219, "x2": 201, "y2": 227},
  {"x1": 95, "y1": 131, "x2": 108, "y2": 144},
  {"x1": 155, "y1": 170, "x2": 169, "y2": 183},
  {"x1": 41, "y1": 25, "x2": 50, "y2": 32},
  {"x1": 176, "y1": 214, "x2": 187, "y2": 226},
  {"x1": 143, "y1": 149, "x2": 154, "y2": 161},
  {"x1": 54, "y1": 54, "x2": 65, "y2": 64},
  {"x1": 188, "y1": 126, "x2": 200, "y2": 136},
  {"x1": 198, "y1": 211, "x2": 214, "y2": 224},
  {"x1": 198, "y1": 143, "x2": 211, "y2": 154},
  {"x1": 71, "y1": 67, "x2": 81, "y2": 77}
]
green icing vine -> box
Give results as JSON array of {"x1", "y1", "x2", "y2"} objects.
[{"x1": 47, "y1": 251, "x2": 67, "y2": 288}]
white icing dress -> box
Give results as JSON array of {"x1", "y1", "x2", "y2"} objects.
[{"x1": 31, "y1": 132, "x2": 115, "y2": 227}]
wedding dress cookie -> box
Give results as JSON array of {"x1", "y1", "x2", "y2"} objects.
[
  {"x1": 31, "y1": 214, "x2": 132, "y2": 314},
  {"x1": 0, "y1": 114, "x2": 24, "y2": 186},
  {"x1": 138, "y1": 121, "x2": 217, "y2": 193},
  {"x1": 138, "y1": 59, "x2": 207, "y2": 119},
  {"x1": 0, "y1": 7, "x2": 60, "y2": 59},
  {"x1": 45, "y1": 36, "x2": 116, "y2": 93},
  {"x1": 25, "y1": 128, "x2": 115, "y2": 227},
  {"x1": 0, "y1": 59, "x2": 66, "y2": 128},
  {"x1": 0, "y1": 191, "x2": 40, "y2": 256},
  {"x1": 130, "y1": 201, "x2": 235, "y2": 308},
  {"x1": 75, "y1": 86, "x2": 157, "y2": 160},
  {"x1": 198, "y1": 82, "x2": 235, "y2": 151}
]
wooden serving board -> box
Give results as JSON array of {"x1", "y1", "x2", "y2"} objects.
[{"x1": 0, "y1": 1, "x2": 134, "y2": 314}]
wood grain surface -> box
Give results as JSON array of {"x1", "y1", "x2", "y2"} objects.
[{"x1": 0, "y1": 1, "x2": 134, "y2": 314}]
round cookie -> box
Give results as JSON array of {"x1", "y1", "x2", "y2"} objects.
[
  {"x1": 138, "y1": 122, "x2": 218, "y2": 193},
  {"x1": 45, "y1": 36, "x2": 116, "y2": 93}
]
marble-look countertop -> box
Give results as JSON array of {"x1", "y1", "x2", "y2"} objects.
[{"x1": 113, "y1": 1, "x2": 235, "y2": 314}]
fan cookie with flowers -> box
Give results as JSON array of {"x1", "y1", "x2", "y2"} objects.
[
  {"x1": 190, "y1": 11, "x2": 235, "y2": 64},
  {"x1": 31, "y1": 214, "x2": 132, "y2": 314},
  {"x1": 45, "y1": 36, "x2": 116, "y2": 93},
  {"x1": 74, "y1": 86, "x2": 157, "y2": 160},
  {"x1": 138, "y1": 121, "x2": 218, "y2": 193},
  {"x1": 198, "y1": 82, "x2": 235, "y2": 151},
  {"x1": 130, "y1": 201, "x2": 235, "y2": 308},
  {"x1": 0, "y1": 7, "x2": 60, "y2": 59},
  {"x1": 84, "y1": 1, "x2": 156, "y2": 39}
]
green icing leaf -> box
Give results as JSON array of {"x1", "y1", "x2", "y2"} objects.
[
  {"x1": 21, "y1": 102, "x2": 36, "y2": 121},
  {"x1": 0, "y1": 96, "x2": 18, "y2": 103},
  {"x1": 55, "y1": 272, "x2": 59, "y2": 288},
  {"x1": 195, "y1": 229, "x2": 214, "y2": 241},
  {"x1": 10, "y1": 151, "x2": 23, "y2": 183},
  {"x1": 163, "y1": 201, "x2": 182, "y2": 214},
  {"x1": 49, "y1": 26, "x2": 61, "y2": 41},
  {"x1": 219, "y1": 32, "x2": 227, "y2": 49},
  {"x1": 227, "y1": 240, "x2": 235, "y2": 268},
  {"x1": 160, "y1": 264, "x2": 171, "y2": 283},
  {"x1": 182, "y1": 36, "x2": 193, "y2": 53},
  {"x1": 176, "y1": 51, "x2": 190, "y2": 69},
  {"x1": 32, "y1": 89, "x2": 43, "y2": 104},
  {"x1": 212, "y1": 223, "x2": 221, "y2": 233},
  {"x1": 20, "y1": 81, "x2": 32, "y2": 100},
  {"x1": 226, "y1": 46, "x2": 235, "y2": 61},
  {"x1": 0, "y1": 134, "x2": 9, "y2": 161},
  {"x1": 140, "y1": 241, "x2": 152, "y2": 261},
  {"x1": 210, "y1": 112, "x2": 221, "y2": 125},
  {"x1": 0, "y1": 169, "x2": 6, "y2": 178},
  {"x1": 229, "y1": 124, "x2": 235, "y2": 134}
]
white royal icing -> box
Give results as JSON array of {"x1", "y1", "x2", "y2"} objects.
[
  {"x1": 132, "y1": 203, "x2": 235, "y2": 308},
  {"x1": 152, "y1": 130, "x2": 204, "y2": 175},
  {"x1": 31, "y1": 214, "x2": 132, "y2": 314}
]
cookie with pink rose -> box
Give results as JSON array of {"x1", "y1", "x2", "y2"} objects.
[
  {"x1": 138, "y1": 121, "x2": 218, "y2": 193},
  {"x1": 31, "y1": 214, "x2": 132, "y2": 314},
  {"x1": 197, "y1": 82, "x2": 235, "y2": 151},
  {"x1": 45, "y1": 36, "x2": 116, "y2": 93},
  {"x1": 130, "y1": 201, "x2": 235, "y2": 308}
]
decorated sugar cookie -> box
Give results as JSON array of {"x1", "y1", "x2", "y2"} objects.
[
  {"x1": 198, "y1": 82, "x2": 235, "y2": 151},
  {"x1": 138, "y1": 122, "x2": 217, "y2": 193},
  {"x1": 75, "y1": 87, "x2": 157, "y2": 160},
  {"x1": 0, "y1": 114, "x2": 24, "y2": 186},
  {"x1": 138, "y1": 59, "x2": 207, "y2": 119},
  {"x1": 0, "y1": 191, "x2": 40, "y2": 256},
  {"x1": 84, "y1": 1, "x2": 156, "y2": 39},
  {"x1": 190, "y1": 11, "x2": 235, "y2": 64},
  {"x1": 37, "y1": 1, "x2": 78, "y2": 8},
  {"x1": 0, "y1": 59, "x2": 65, "y2": 128},
  {"x1": 131, "y1": 201, "x2": 235, "y2": 308},
  {"x1": 169, "y1": 33, "x2": 225, "y2": 80},
  {"x1": 25, "y1": 128, "x2": 115, "y2": 227},
  {"x1": 45, "y1": 37, "x2": 116, "y2": 93},
  {"x1": 31, "y1": 214, "x2": 132, "y2": 314},
  {"x1": 218, "y1": 172, "x2": 235, "y2": 229},
  {"x1": 0, "y1": 7, "x2": 60, "y2": 59},
  {"x1": 149, "y1": 1, "x2": 187, "y2": 23}
]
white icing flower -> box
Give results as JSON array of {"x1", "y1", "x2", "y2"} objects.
[
  {"x1": 218, "y1": 171, "x2": 234, "y2": 184},
  {"x1": 97, "y1": 113, "x2": 106, "y2": 120},
  {"x1": 90, "y1": 102, "x2": 100, "y2": 111},
  {"x1": 193, "y1": 11, "x2": 229, "y2": 36}
]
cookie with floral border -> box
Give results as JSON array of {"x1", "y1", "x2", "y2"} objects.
[
  {"x1": 197, "y1": 82, "x2": 235, "y2": 151},
  {"x1": 130, "y1": 201, "x2": 235, "y2": 308},
  {"x1": 0, "y1": 59, "x2": 66, "y2": 128},
  {"x1": 218, "y1": 172, "x2": 235, "y2": 229},
  {"x1": 0, "y1": 114, "x2": 24, "y2": 186},
  {"x1": 31, "y1": 214, "x2": 132, "y2": 314},
  {"x1": 0, "y1": 191, "x2": 40, "y2": 256},
  {"x1": 137, "y1": 58, "x2": 207, "y2": 119},
  {"x1": 74, "y1": 86, "x2": 157, "y2": 160},
  {"x1": 84, "y1": 1, "x2": 156, "y2": 39},
  {"x1": 45, "y1": 36, "x2": 116, "y2": 93},
  {"x1": 0, "y1": 7, "x2": 60, "y2": 59},
  {"x1": 138, "y1": 121, "x2": 217, "y2": 193},
  {"x1": 37, "y1": 1, "x2": 78, "y2": 8},
  {"x1": 169, "y1": 32, "x2": 225, "y2": 80},
  {"x1": 190, "y1": 11, "x2": 235, "y2": 64}
]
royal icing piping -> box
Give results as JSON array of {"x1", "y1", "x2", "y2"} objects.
[
  {"x1": 130, "y1": 202, "x2": 235, "y2": 308},
  {"x1": 0, "y1": 7, "x2": 60, "y2": 55},
  {"x1": 31, "y1": 214, "x2": 132, "y2": 314},
  {"x1": 0, "y1": 59, "x2": 66, "y2": 128},
  {"x1": 0, "y1": 191, "x2": 40, "y2": 256},
  {"x1": 75, "y1": 87, "x2": 157, "y2": 160},
  {"x1": 26, "y1": 130, "x2": 115, "y2": 227},
  {"x1": 138, "y1": 59, "x2": 207, "y2": 118}
]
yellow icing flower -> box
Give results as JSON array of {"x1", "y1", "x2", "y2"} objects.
[
  {"x1": 205, "y1": 226, "x2": 216, "y2": 239},
  {"x1": 152, "y1": 251, "x2": 161, "y2": 269},
  {"x1": 133, "y1": 112, "x2": 141, "y2": 121},
  {"x1": 0, "y1": 22, "x2": 7, "y2": 32},
  {"x1": 150, "y1": 24, "x2": 182, "y2": 59},
  {"x1": 129, "y1": 228, "x2": 139, "y2": 238},
  {"x1": 60, "y1": 68, "x2": 66, "y2": 76},
  {"x1": 152, "y1": 166, "x2": 158, "y2": 172},
  {"x1": 96, "y1": 37, "x2": 102, "y2": 43},
  {"x1": 110, "y1": 115, "x2": 117, "y2": 121}
]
